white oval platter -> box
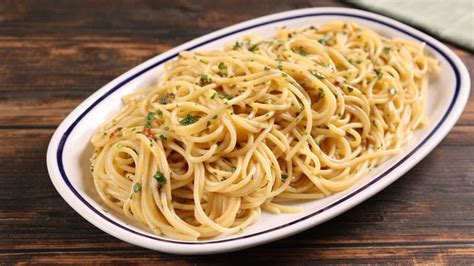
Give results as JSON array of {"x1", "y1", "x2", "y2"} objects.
[{"x1": 46, "y1": 7, "x2": 470, "y2": 254}]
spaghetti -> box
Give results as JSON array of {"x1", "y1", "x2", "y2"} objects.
[{"x1": 90, "y1": 21, "x2": 440, "y2": 240}]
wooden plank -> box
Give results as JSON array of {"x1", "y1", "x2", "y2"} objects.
[
  {"x1": 1, "y1": 245, "x2": 473, "y2": 264},
  {"x1": 0, "y1": 0, "x2": 345, "y2": 38},
  {"x1": 0, "y1": 38, "x2": 172, "y2": 100}
]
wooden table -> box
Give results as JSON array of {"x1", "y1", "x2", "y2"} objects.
[{"x1": 1, "y1": 0, "x2": 473, "y2": 264}]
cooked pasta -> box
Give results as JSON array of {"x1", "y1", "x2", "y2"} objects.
[{"x1": 90, "y1": 21, "x2": 440, "y2": 240}]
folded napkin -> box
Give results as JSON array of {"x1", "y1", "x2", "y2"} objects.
[{"x1": 349, "y1": 0, "x2": 474, "y2": 51}]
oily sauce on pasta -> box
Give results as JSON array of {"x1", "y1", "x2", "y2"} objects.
[{"x1": 90, "y1": 21, "x2": 440, "y2": 240}]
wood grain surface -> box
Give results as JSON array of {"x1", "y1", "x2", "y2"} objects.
[{"x1": 1, "y1": 0, "x2": 473, "y2": 264}]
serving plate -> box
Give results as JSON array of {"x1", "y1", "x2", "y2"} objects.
[{"x1": 46, "y1": 7, "x2": 470, "y2": 254}]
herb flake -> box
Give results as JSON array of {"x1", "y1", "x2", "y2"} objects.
[
  {"x1": 156, "y1": 109, "x2": 163, "y2": 117},
  {"x1": 217, "y1": 93, "x2": 233, "y2": 100},
  {"x1": 232, "y1": 41, "x2": 241, "y2": 50},
  {"x1": 133, "y1": 183, "x2": 141, "y2": 193},
  {"x1": 154, "y1": 171, "x2": 166, "y2": 184},
  {"x1": 158, "y1": 93, "x2": 175, "y2": 105},
  {"x1": 199, "y1": 75, "x2": 212, "y2": 86},
  {"x1": 179, "y1": 114, "x2": 200, "y2": 125},
  {"x1": 144, "y1": 112, "x2": 155, "y2": 128},
  {"x1": 218, "y1": 62, "x2": 227, "y2": 70}
]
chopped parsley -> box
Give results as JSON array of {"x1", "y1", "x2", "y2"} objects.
[
  {"x1": 248, "y1": 43, "x2": 260, "y2": 52},
  {"x1": 218, "y1": 62, "x2": 227, "y2": 70},
  {"x1": 319, "y1": 88, "x2": 325, "y2": 99},
  {"x1": 133, "y1": 182, "x2": 141, "y2": 193},
  {"x1": 232, "y1": 41, "x2": 241, "y2": 50},
  {"x1": 211, "y1": 93, "x2": 217, "y2": 99},
  {"x1": 146, "y1": 112, "x2": 155, "y2": 121},
  {"x1": 217, "y1": 93, "x2": 233, "y2": 100},
  {"x1": 153, "y1": 171, "x2": 167, "y2": 188},
  {"x1": 179, "y1": 114, "x2": 200, "y2": 125},
  {"x1": 198, "y1": 75, "x2": 212, "y2": 86},
  {"x1": 163, "y1": 126, "x2": 170, "y2": 131},
  {"x1": 158, "y1": 93, "x2": 175, "y2": 105},
  {"x1": 298, "y1": 49, "x2": 308, "y2": 56},
  {"x1": 264, "y1": 66, "x2": 270, "y2": 71},
  {"x1": 116, "y1": 143, "x2": 123, "y2": 149},
  {"x1": 230, "y1": 167, "x2": 236, "y2": 172},
  {"x1": 383, "y1": 46, "x2": 391, "y2": 54},
  {"x1": 156, "y1": 109, "x2": 163, "y2": 117},
  {"x1": 145, "y1": 112, "x2": 155, "y2": 128},
  {"x1": 159, "y1": 134, "x2": 166, "y2": 140},
  {"x1": 281, "y1": 173, "x2": 289, "y2": 180},
  {"x1": 218, "y1": 62, "x2": 228, "y2": 76}
]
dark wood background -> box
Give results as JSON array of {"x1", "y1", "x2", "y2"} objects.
[{"x1": 1, "y1": 0, "x2": 473, "y2": 264}]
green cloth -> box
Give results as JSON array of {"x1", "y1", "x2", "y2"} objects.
[{"x1": 348, "y1": 0, "x2": 474, "y2": 51}]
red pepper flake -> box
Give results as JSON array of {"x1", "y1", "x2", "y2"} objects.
[
  {"x1": 144, "y1": 128, "x2": 152, "y2": 137},
  {"x1": 109, "y1": 127, "x2": 122, "y2": 139}
]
